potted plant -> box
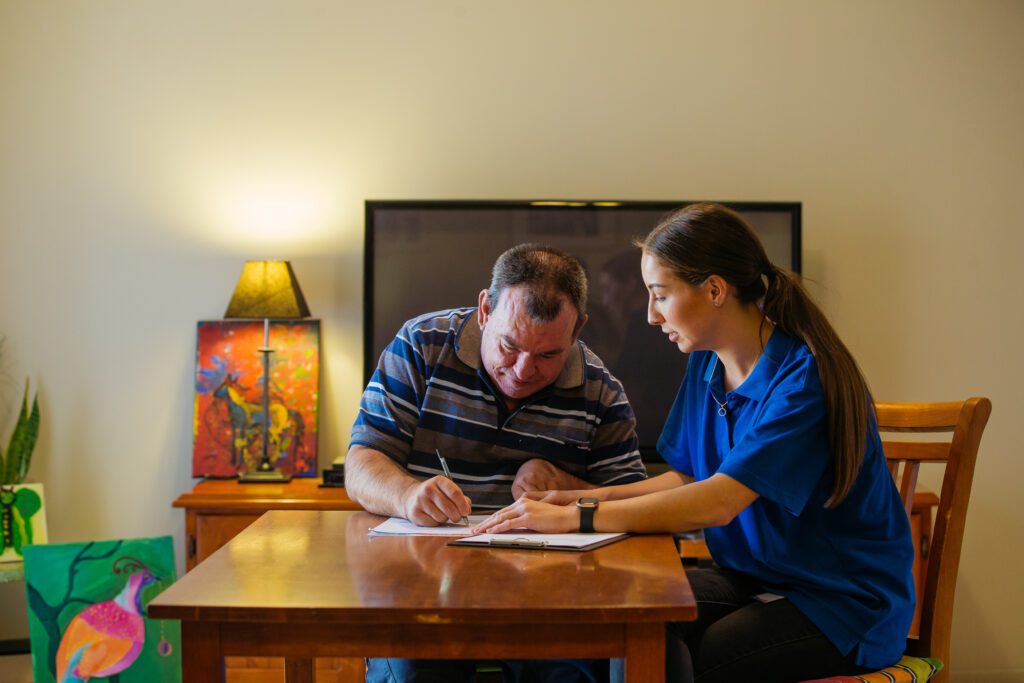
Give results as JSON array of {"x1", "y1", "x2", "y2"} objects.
[{"x1": 0, "y1": 378, "x2": 45, "y2": 566}]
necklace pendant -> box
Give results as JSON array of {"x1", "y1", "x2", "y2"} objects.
[{"x1": 712, "y1": 358, "x2": 729, "y2": 417}]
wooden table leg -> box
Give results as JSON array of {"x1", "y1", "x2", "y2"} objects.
[
  {"x1": 180, "y1": 621, "x2": 224, "y2": 683},
  {"x1": 624, "y1": 622, "x2": 664, "y2": 682},
  {"x1": 285, "y1": 657, "x2": 315, "y2": 683},
  {"x1": 339, "y1": 657, "x2": 366, "y2": 683}
]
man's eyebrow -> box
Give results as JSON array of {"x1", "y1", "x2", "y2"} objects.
[{"x1": 647, "y1": 283, "x2": 666, "y2": 289}]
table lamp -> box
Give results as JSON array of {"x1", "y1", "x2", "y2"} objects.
[{"x1": 224, "y1": 260, "x2": 310, "y2": 483}]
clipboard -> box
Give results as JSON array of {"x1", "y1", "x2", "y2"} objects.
[{"x1": 448, "y1": 532, "x2": 628, "y2": 552}]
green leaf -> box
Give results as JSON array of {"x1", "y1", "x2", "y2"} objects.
[{"x1": 3, "y1": 380, "x2": 39, "y2": 485}]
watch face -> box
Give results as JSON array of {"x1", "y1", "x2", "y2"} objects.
[{"x1": 578, "y1": 497, "x2": 599, "y2": 508}]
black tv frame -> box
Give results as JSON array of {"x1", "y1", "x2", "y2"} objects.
[{"x1": 363, "y1": 199, "x2": 802, "y2": 461}]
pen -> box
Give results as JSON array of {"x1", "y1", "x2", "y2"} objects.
[{"x1": 436, "y1": 449, "x2": 470, "y2": 526}]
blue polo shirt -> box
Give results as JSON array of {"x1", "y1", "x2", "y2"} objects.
[{"x1": 657, "y1": 330, "x2": 915, "y2": 669}]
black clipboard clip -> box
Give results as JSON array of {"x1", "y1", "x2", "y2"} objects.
[{"x1": 489, "y1": 537, "x2": 546, "y2": 549}]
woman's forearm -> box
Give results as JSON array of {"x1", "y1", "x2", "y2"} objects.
[
  {"x1": 596, "y1": 473, "x2": 759, "y2": 533},
  {"x1": 600, "y1": 469, "x2": 692, "y2": 501}
]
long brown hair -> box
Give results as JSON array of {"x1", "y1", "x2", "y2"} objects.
[{"x1": 640, "y1": 202, "x2": 871, "y2": 507}]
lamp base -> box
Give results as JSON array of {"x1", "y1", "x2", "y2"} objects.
[{"x1": 238, "y1": 469, "x2": 292, "y2": 484}]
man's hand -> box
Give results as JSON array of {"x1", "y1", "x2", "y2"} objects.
[
  {"x1": 402, "y1": 476, "x2": 472, "y2": 527},
  {"x1": 511, "y1": 458, "x2": 593, "y2": 499},
  {"x1": 345, "y1": 446, "x2": 473, "y2": 524}
]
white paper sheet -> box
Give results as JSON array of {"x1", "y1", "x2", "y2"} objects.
[{"x1": 369, "y1": 515, "x2": 491, "y2": 537}]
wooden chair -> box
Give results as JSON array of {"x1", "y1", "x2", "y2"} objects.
[
  {"x1": 851, "y1": 397, "x2": 991, "y2": 683},
  {"x1": 804, "y1": 397, "x2": 991, "y2": 683},
  {"x1": 879, "y1": 397, "x2": 991, "y2": 682}
]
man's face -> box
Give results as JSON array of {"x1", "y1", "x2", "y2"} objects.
[{"x1": 477, "y1": 286, "x2": 581, "y2": 401}]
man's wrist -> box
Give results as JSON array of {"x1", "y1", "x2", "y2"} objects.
[{"x1": 398, "y1": 478, "x2": 423, "y2": 519}]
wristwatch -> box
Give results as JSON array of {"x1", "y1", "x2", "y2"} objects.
[{"x1": 577, "y1": 497, "x2": 599, "y2": 533}]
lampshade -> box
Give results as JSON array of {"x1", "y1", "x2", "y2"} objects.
[{"x1": 224, "y1": 260, "x2": 311, "y2": 318}]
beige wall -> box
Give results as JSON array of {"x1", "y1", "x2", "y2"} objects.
[{"x1": 1, "y1": 1, "x2": 1021, "y2": 680}]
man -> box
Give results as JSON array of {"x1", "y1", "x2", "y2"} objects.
[{"x1": 346, "y1": 243, "x2": 647, "y2": 683}]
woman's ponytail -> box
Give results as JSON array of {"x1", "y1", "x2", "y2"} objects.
[{"x1": 763, "y1": 265, "x2": 872, "y2": 507}]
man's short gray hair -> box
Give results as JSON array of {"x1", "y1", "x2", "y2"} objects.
[{"x1": 487, "y1": 243, "x2": 588, "y2": 329}]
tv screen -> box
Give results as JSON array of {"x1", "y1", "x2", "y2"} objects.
[{"x1": 364, "y1": 200, "x2": 801, "y2": 464}]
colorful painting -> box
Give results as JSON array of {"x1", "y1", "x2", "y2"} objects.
[
  {"x1": 192, "y1": 319, "x2": 320, "y2": 478},
  {"x1": 23, "y1": 535, "x2": 181, "y2": 683},
  {"x1": 0, "y1": 482, "x2": 48, "y2": 565}
]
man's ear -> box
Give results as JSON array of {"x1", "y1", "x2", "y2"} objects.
[
  {"x1": 477, "y1": 289, "x2": 491, "y2": 329},
  {"x1": 572, "y1": 313, "x2": 589, "y2": 341}
]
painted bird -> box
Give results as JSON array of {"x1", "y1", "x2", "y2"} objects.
[{"x1": 55, "y1": 557, "x2": 159, "y2": 682}]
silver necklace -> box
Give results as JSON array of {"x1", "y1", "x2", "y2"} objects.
[
  {"x1": 708, "y1": 325, "x2": 772, "y2": 418},
  {"x1": 708, "y1": 356, "x2": 728, "y2": 416}
]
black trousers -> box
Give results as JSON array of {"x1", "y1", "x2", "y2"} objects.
[
  {"x1": 665, "y1": 567, "x2": 875, "y2": 683},
  {"x1": 365, "y1": 657, "x2": 607, "y2": 682}
]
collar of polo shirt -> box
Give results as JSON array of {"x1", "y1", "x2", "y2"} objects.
[{"x1": 454, "y1": 309, "x2": 586, "y2": 390}]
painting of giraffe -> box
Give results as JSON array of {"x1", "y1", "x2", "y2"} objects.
[{"x1": 192, "y1": 319, "x2": 320, "y2": 478}]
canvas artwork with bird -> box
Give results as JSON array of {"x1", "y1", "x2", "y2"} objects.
[
  {"x1": 55, "y1": 556, "x2": 158, "y2": 681},
  {"x1": 24, "y1": 536, "x2": 181, "y2": 683}
]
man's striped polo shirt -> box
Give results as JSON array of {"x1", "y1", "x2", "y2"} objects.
[{"x1": 350, "y1": 307, "x2": 647, "y2": 509}]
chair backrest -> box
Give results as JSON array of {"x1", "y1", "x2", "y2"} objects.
[{"x1": 875, "y1": 397, "x2": 991, "y2": 682}]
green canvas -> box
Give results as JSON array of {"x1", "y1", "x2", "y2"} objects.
[
  {"x1": 23, "y1": 535, "x2": 181, "y2": 682},
  {"x1": 0, "y1": 483, "x2": 48, "y2": 564}
]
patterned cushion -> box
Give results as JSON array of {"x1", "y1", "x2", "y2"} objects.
[{"x1": 801, "y1": 656, "x2": 943, "y2": 682}]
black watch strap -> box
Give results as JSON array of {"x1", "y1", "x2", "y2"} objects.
[{"x1": 577, "y1": 497, "x2": 599, "y2": 533}]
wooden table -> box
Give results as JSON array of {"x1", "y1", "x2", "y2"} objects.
[
  {"x1": 150, "y1": 510, "x2": 696, "y2": 683},
  {"x1": 174, "y1": 478, "x2": 364, "y2": 681}
]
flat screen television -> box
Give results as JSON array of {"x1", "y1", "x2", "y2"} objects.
[{"x1": 364, "y1": 200, "x2": 802, "y2": 464}]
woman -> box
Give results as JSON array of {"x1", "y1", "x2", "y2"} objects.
[{"x1": 473, "y1": 203, "x2": 916, "y2": 682}]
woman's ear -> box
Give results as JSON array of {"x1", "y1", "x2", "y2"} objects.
[{"x1": 706, "y1": 275, "x2": 727, "y2": 308}]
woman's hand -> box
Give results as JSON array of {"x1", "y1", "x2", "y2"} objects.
[
  {"x1": 471, "y1": 496, "x2": 578, "y2": 534},
  {"x1": 520, "y1": 488, "x2": 593, "y2": 506}
]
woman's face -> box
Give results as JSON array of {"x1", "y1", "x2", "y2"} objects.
[{"x1": 640, "y1": 252, "x2": 718, "y2": 353}]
